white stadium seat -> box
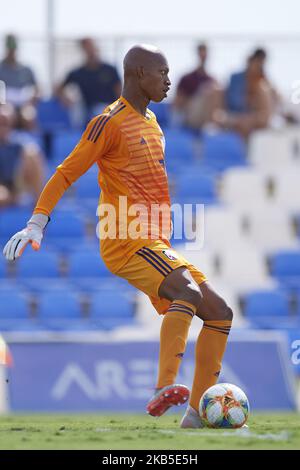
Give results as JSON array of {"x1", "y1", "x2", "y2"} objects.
[
  {"x1": 175, "y1": 244, "x2": 217, "y2": 280},
  {"x1": 220, "y1": 168, "x2": 270, "y2": 209},
  {"x1": 202, "y1": 206, "x2": 245, "y2": 250},
  {"x1": 217, "y1": 243, "x2": 274, "y2": 292},
  {"x1": 243, "y1": 204, "x2": 298, "y2": 252},
  {"x1": 271, "y1": 171, "x2": 300, "y2": 214},
  {"x1": 248, "y1": 129, "x2": 297, "y2": 169}
]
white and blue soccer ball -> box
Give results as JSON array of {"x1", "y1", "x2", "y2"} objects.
[{"x1": 199, "y1": 383, "x2": 250, "y2": 428}]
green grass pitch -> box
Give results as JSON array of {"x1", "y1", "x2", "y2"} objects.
[{"x1": 0, "y1": 412, "x2": 299, "y2": 450}]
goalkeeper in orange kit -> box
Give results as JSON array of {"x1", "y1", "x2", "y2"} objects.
[{"x1": 3, "y1": 45, "x2": 233, "y2": 427}]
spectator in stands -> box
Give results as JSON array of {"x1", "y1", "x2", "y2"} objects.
[
  {"x1": 213, "y1": 48, "x2": 275, "y2": 138},
  {"x1": 0, "y1": 104, "x2": 45, "y2": 207},
  {"x1": 0, "y1": 34, "x2": 39, "y2": 131},
  {"x1": 56, "y1": 37, "x2": 121, "y2": 123},
  {"x1": 173, "y1": 43, "x2": 219, "y2": 128}
]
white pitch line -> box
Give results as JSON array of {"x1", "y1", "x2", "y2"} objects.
[
  {"x1": 94, "y1": 427, "x2": 291, "y2": 442},
  {"x1": 159, "y1": 429, "x2": 291, "y2": 442}
]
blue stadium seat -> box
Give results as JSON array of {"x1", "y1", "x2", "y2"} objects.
[
  {"x1": 244, "y1": 290, "x2": 290, "y2": 317},
  {"x1": 201, "y1": 131, "x2": 247, "y2": 172},
  {"x1": 74, "y1": 170, "x2": 101, "y2": 199},
  {"x1": 89, "y1": 290, "x2": 134, "y2": 318},
  {"x1": 16, "y1": 251, "x2": 60, "y2": 278},
  {"x1": 51, "y1": 129, "x2": 82, "y2": 164},
  {"x1": 174, "y1": 172, "x2": 217, "y2": 204},
  {"x1": 36, "y1": 291, "x2": 86, "y2": 330},
  {"x1": 0, "y1": 292, "x2": 30, "y2": 319},
  {"x1": 45, "y1": 211, "x2": 86, "y2": 239},
  {"x1": 19, "y1": 278, "x2": 74, "y2": 294},
  {"x1": 0, "y1": 291, "x2": 37, "y2": 331},
  {"x1": 243, "y1": 289, "x2": 297, "y2": 329},
  {"x1": 270, "y1": 250, "x2": 300, "y2": 288},
  {"x1": 164, "y1": 129, "x2": 196, "y2": 174},
  {"x1": 37, "y1": 98, "x2": 71, "y2": 133},
  {"x1": 89, "y1": 290, "x2": 135, "y2": 330},
  {"x1": 72, "y1": 274, "x2": 133, "y2": 293},
  {"x1": 68, "y1": 251, "x2": 111, "y2": 278},
  {"x1": 0, "y1": 257, "x2": 6, "y2": 277},
  {"x1": 0, "y1": 280, "x2": 22, "y2": 293},
  {"x1": 148, "y1": 102, "x2": 171, "y2": 127},
  {"x1": 0, "y1": 208, "x2": 32, "y2": 238},
  {"x1": 38, "y1": 291, "x2": 81, "y2": 318},
  {"x1": 95, "y1": 317, "x2": 136, "y2": 330}
]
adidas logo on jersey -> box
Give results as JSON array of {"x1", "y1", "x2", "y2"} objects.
[{"x1": 140, "y1": 137, "x2": 147, "y2": 145}]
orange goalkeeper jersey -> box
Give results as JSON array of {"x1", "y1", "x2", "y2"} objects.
[{"x1": 34, "y1": 97, "x2": 171, "y2": 273}]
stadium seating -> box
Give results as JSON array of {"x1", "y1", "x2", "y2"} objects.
[
  {"x1": 272, "y1": 171, "x2": 300, "y2": 214},
  {"x1": 202, "y1": 206, "x2": 245, "y2": 250},
  {"x1": 0, "y1": 292, "x2": 29, "y2": 318},
  {"x1": 248, "y1": 129, "x2": 296, "y2": 169},
  {"x1": 68, "y1": 250, "x2": 111, "y2": 278},
  {"x1": 201, "y1": 131, "x2": 247, "y2": 172},
  {"x1": 36, "y1": 98, "x2": 71, "y2": 133},
  {"x1": 243, "y1": 205, "x2": 297, "y2": 252},
  {"x1": 220, "y1": 168, "x2": 270, "y2": 209},
  {"x1": 36, "y1": 291, "x2": 86, "y2": 330},
  {"x1": 174, "y1": 172, "x2": 217, "y2": 205},
  {"x1": 242, "y1": 289, "x2": 296, "y2": 329},
  {"x1": 176, "y1": 243, "x2": 217, "y2": 280},
  {"x1": 46, "y1": 211, "x2": 86, "y2": 238},
  {"x1": 163, "y1": 129, "x2": 196, "y2": 174},
  {"x1": 74, "y1": 170, "x2": 101, "y2": 200},
  {"x1": 270, "y1": 250, "x2": 300, "y2": 288},
  {"x1": 244, "y1": 289, "x2": 290, "y2": 317},
  {"x1": 16, "y1": 251, "x2": 61, "y2": 279},
  {"x1": 89, "y1": 290, "x2": 135, "y2": 330},
  {"x1": 148, "y1": 102, "x2": 171, "y2": 128},
  {"x1": 0, "y1": 292, "x2": 34, "y2": 331},
  {"x1": 217, "y1": 244, "x2": 273, "y2": 292},
  {"x1": 0, "y1": 257, "x2": 6, "y2": 278},
  {"x1": 51, "y1": 129, "x2": 82, "y2": 164},
  {"x1": 44, "y1": 211, "x2": 86, "y2": 251},
  {"x1": 0, "y1": 208, "x2": 32, "y2": 238},
  {"x1": 38, "y1": 291, "x2": 81, "y2": 318},
  {"x1": 1, "y1": 112, "x2": 300, "y2": 333}
]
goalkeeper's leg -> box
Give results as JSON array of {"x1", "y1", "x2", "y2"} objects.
[{"x1": 147, "y1": 267, "x2": 202, "y2": 417}]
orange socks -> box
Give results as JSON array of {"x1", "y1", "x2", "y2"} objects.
[
  {"x1": 189, "y1": 320, "x2": 232, "y2": 412},
  {"x1": 156, "y1": 300, "x2": 196, "y2": 389}
]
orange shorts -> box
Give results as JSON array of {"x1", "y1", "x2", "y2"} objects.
[{"x1": 115, "y1": 240, "x2": 207, "y2": 315}]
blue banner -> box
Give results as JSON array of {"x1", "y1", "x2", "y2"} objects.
[{"x1": 7, "y1": 332, "x2": 296, "y2": 412}]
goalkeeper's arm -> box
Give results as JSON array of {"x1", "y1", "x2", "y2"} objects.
[
  {"x1": 3, "y1": 113, "x2": 115, "y2": 261},
  {"x1": 3, "y1": 170, "x2": 70, "y2": 260}
]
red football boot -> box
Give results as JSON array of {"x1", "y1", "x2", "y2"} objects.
[{"x1": 146, "y1": 384, "x2": 190, "y2": 417}]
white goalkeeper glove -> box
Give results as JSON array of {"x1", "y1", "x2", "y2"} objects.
[{"x1": 3, "y1": 213, "x2": 50, "y2": 261}]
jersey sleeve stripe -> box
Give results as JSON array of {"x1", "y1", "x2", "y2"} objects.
[
  {"x1": 88, "y1": 115, "x2": 107, "y2": 141},
  {"x1": 88, "y1": 101, "x2": 125, "y2": 142},
  {"x1": 93, "y1": 104, "x2": 126, "y2": 143}
]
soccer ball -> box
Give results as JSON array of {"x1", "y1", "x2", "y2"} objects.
[{"x1": 199, "y1": 383, "x2": 250, "y2": 428}]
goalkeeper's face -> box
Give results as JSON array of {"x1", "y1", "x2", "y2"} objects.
[{"x1": 141, "y1": 54, "x2": 171, "y2": 103}]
